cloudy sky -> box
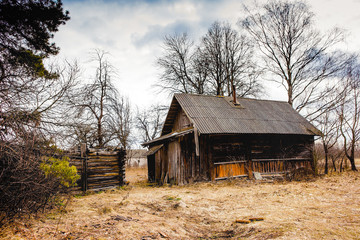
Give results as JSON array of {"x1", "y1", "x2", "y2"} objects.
[{"x1": 53, "y1": 0, "x2": 360, "y2": 109}]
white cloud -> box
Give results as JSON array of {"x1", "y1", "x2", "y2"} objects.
[{"x1": 53, "y1": 0, "x2": 360, "y2": 109}]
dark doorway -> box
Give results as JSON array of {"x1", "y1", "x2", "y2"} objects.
[{"x1": 147, "y1": 154, "x2": 155, "y2": 182}]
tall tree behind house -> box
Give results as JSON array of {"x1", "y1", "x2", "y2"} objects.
[
  {"x1": 157, "y1": 21, "x2": 263, "y2": 98},
  {"x1": 241, "y1": 0, "x2": 350, "y2": 120}
]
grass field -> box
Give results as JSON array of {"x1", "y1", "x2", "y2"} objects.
[{"x1": 1, "y1": 168, "x2": 360, "y2": 239}]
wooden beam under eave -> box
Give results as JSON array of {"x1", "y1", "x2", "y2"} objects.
[{"x1": 194, "y1": 127, "x2": 199, "y2": 157}]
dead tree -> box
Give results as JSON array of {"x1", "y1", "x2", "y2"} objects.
[
  {"x1": 108, "y1": 96, "x2": 132, "y2": 150},
  {"x1": 317, "y1": 110, "x2": 340, "y2": 174},
  {"x1": 71, "y1": 50, "x2": 130, "y2": 148},
  {"x1": 338, "y1": 62, "x2": 360, "y2": 171},
  {"x1": 200, "y1": 21, "x2": 262, "y2": 98},
  {"x1": 241, "y1": 0, "x2": 349, "y2": 119},
  {"x1": 136, "y1": 104, "x2": 167, "y2": 143},
  {"x1": 157, "y1": 21, "x2": 262, "y2": 98},
  {"x1": 156, "y1": 33, "x2": 205, "y2": 94}
]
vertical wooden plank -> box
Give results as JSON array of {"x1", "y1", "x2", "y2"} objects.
[
  {"x1": 80, "y1": 143, "x2": 87, "y2": 158},
  {"x1": 177, "y1": 140, "x2": 181, "y2": 185},
  {"x1": 82, "y1": 156, "x2": 88, "y2": 192},
  {"x1": 180, "y1": 142, "x2": 184, "y2": 185},
  {"x1": 194, "y1": 127, "x2": 199, "y2": 157},
  {"x1": 247, "y1": 139, "x2": 253, "y2": 179},
  {"x1": 192, "y1": 135, "x2": 196, "y2": 179}
]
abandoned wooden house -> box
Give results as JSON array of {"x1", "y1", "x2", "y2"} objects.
[{"x1": 143, "y1": 93, "x2": 321, "y2": 184}]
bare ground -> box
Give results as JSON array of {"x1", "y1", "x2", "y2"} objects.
[{"x1": 1, "y1": 168, "x2": 360, "y2": 240}]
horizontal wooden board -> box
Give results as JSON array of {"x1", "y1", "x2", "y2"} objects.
[
  {"x1": 88, "y1": 152, "x2": 120, "y2": 156},
  {"x1": 87, "y1": 175, "x2": 120, "y2": 184},
  {"x1": 215, "y1": 163, "x2": 247, "y2": 179},
  {"x1": 88, "y1": 183, "x2": 120, "y2": 190},
  {"x1": 87, "y1": 162, "x2": 119, "y2": 169},
  {"x1": 87, "y1": 181, "x2": 120, "y2": 187},
  {"x1": 88, "y1": 158, "x2": 119, "y2": 162},
  {"x1": 86, "y1": 160, "x2": 119, "y2": 165},
  {"x1": 88, "y1": 155, "x2": 119, "y2": 158},
  {"x1": 214, "y1": 160, "x2": 247, "y2": 165},
  {"x1": 252, "y1": 158, "x2": 312, "y2": 162},
  {"x1": 87, "y1": 171, "x2": 120, "y2": 176}
]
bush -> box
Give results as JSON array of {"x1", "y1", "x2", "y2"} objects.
[
  {"x1": 40, "y1": 156, "x2": 79, "y2": 188},
  {"x1": 0, "y1": 142, "x2": 79, "y2": 226}
]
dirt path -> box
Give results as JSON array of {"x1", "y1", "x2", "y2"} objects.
[{"x1": 2, "y1": 171, "x2": 360, "y2": 239}]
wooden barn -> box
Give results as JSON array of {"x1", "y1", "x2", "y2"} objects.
[{"x1": 143, "y1": 94, "x2": 321, "y2": 184}]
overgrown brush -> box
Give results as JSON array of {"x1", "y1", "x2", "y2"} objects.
[{"x1": 0, "y1": 142, "x2": 79, "y2": 226}]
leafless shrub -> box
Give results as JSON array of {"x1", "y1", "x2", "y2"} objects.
[{"x1": 0, "y1": 138, "x2": 74, "y2": 225}]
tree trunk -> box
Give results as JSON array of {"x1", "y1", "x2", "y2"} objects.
[
  {"x1": 331, "y1": 157, "x2": 337, "y2": 172},
  {"x1": 346, "y1": 142, "x2": 358, "y2": 171},
  {"x1": 349, "y1": 157, "x2": 358, "y2": 171},
  {"x1": 324, "y1": 153, "x2": 329, "y2": 174},
  {"x1": 287, "y1": 84, "x2": 293, "y2": 107},
  {"x1": 340, "y1": 158, "x2": 343, "y2": 172},
  {"x1": 323, "y1": 142, "x2": 328, "y2": 174},
  {"x1": 98, "y1": 120, "x2": 103, "y2": 148}
]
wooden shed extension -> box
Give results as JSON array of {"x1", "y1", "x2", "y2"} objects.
[{"x1": 143, "y1": 94, "x2": 321, "y2": 185}]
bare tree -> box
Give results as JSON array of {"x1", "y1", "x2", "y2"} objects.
[
  {"x1": 0, "y1": 0, "x2": 84, "y2": 225},
  {"x1": 157, "y1": 21, "x2": 262, "y2": 98},
  {"x1": 71, "y1": 50, "x2": 118, "y2": 148},
  {"x1": 338, "y1": 62, "x2": 360, "y2": 171},
  {"x1": 136, "y1": 104, "x2": 167, "y2": 143},
  {"x1": 157, "y1": 33, "x2": 207, "y2": 94},
  {"x1": 109, "y1": 96, "x2": 132, "y2": 150},
  {"x1": 70, "y1": 50, "x2": 131, "y2": 149},
  {"x1": 241, "y1": 0, "x2": 349, "y2": 118},
  {"x1": 317, "y1": 109, "x2": 340, "y2": 174},
  {"x1": 328, "y1": 145, "x2": 345, "y2": 172},
  {"x1": 200, "y1": 21, "x2": 262, "y2": 98}
]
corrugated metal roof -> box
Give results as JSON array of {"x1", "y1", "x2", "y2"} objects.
[{"x1": 169, "y1": 93, "x2": 320, "y2": 136}]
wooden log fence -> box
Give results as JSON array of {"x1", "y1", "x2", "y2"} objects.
[{"x1": 69, "y1": 145, "x2": 126, "y2": 192}]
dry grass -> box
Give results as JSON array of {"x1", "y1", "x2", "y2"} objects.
[
  {"x1": 1, "y1": 169, "x2": 360, "y2": 240},
  {"x1": 125, "y1": 167, "x2": 148, "y2": 183}
]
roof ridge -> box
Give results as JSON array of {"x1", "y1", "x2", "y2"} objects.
[
  {"x1": 174, "y1": 93, "x2": 288, "y2": 104},
  {"x1": 192, "y1": 117, "x2": 307, "y2": 123}
]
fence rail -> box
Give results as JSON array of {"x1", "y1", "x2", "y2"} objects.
[{"x1": 252, "y1": 158, "x2": 312, "y2": 162}]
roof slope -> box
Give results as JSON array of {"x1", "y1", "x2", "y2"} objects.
[{"x1": 162, "y1": 93, "x2": 320, "y2": 136}]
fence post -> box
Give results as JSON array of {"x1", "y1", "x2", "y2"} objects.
[
  {"x1": 80, "y1": 143, "x2": 86, "y2": 158},
  {"x1": 118, "y1": 148, "x2": 126, "y2": 186},
  {"x1": 80, "y1": 143, "x2": 88, "y2": 192}
]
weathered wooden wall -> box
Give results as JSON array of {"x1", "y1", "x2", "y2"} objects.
[
  {"x1": 150, "y1": 133, "x2": 212, "y2": 185},
  {"x1": 172, "y1": 108, "x2": 192, "y2": 132},
  {"x1": 148, "y1": 133, "x2": 314, "y2": 184},
  {"x1": 209, "y1": 134, "x2": 314, "y2": 180},
  {"x1": 69, "y1": 148, "x2": 126, "y2": 192}
]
